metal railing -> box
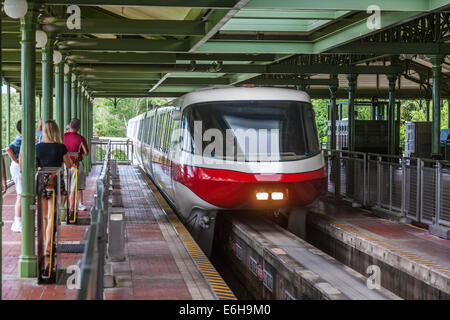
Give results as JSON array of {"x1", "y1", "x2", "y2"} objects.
[
  {"x1": 2, "y1": 149, "x2": 13, "y2": 189},
  {"x1": 77, "y1": 140, "x2": 112, "y2": 300},
  {"x1": 91, "y1": 137, "x2": 133, "y2": 165},
  {"x1": 323, "y1": 149, "x2": 450, "y2": 231},
  {"x1": 323, "y1": 149, "x2": 367, "y2": 206}
]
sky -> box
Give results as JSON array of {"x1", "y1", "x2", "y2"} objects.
[{"x1": 1, "y1": 84, "x2": 17, "y2": 94}]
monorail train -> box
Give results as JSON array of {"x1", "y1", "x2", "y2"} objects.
[{"x1": 127, "y1": 87, "x2": 326, "y2": 255}]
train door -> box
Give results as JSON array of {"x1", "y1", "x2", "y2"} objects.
[
  {"x1": 145, "y1": 113, "x2": 155, "y2": 178},
  {"x1": 138, "y1": 115, "x2": 146, "y2": 166},
  {"x1": 169, "y1": 108, "x2": 181, "y2": 199}
]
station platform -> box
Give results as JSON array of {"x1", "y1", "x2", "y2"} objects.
[
  {"x1": 306, "y1": 196, "x2": 450, "y2": 299},
  {"x1": 1, "y1": 165, "x2": 234, "y2": 300}
]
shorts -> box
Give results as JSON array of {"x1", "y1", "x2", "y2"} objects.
[
  {"x1": 66, "y1": 162, "x2": 86, "y2": 192},
  {"x1": 41, "y1": 173, "x2": 67, "y2": 200},
  {"x1": 10, "y1": 161, "x2": 22, "y2": 195}
]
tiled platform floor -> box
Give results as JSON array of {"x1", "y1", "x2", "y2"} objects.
[
  {"x1": 103, "y1": 165, "x2": 215, "y2": 300},
  {"x1": 2, "y1": 164, "x2": 217, "y2": 300},
  {"x1": 1, "y1": 166, "x2": 98, "y2": 300},
  {"x1": 311, "y1": 196, "x2": 450, "y2": 272}
]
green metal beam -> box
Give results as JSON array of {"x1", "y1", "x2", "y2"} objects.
[
  {"x1": 42, "y1": 19, "x2": 206, "y2": 36},
  {"x1": 245, "y1": 0, "x2": 434, "y2": 11},
  {"x1": 189, "y1": 0, "x2": 252, "y2": 52},
  {"x1": 57, "y1": 38, "x2": 190, "y2": 52},
  {"x1": 37, "y1": 0, "x2": 239, "y2": 8},
  {"x1": 76, "y1": 63, "x2": 404, "y2": 74},
  {"x1": 234, "y1": 10, "x2": 349, "y2": 20},
  {"x1": 239, "y1": 77, "x2": 339, "y2": 86},
  {"x1": 66, "y1": 51, "x2": 277, "y2": 64},
  {"x1": 328, "y1": 43, "x2": 450, "y2": 55},
  {"x1": 2, "y1": 50, "x2": 42, "y2": 62},
  {"x1": 313, "y1": 11, "x2": 424, "y2": 53}
]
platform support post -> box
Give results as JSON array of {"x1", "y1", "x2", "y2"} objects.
[
  {"x1": 77, "y1": 83, "x2": 82, "y2": 120},
  {"x1": 6, "y1": 81, "x2": 11, "y2": 145},
  {"x1": 55, "y1": 60, "x2": 64, "y2": 140},
  {"x1": 429, "y1": 55, "x2": 443, "y2": 157},
  {"x1": 346, "y1": 74, "x2": 357, "y2": 199},
  {"x1": 347, "y1": 74, "x2": 357, "y2": 152},
  {"x1": 42, "y1": 33, "x2": 55, "y2": 122},
  {"x1": 71, "y1": 73, "x2": 78, "y2": 120},
  {"x1": 0, "y1": 7, "x2": 3, "y2": 299},
  {"x1": 329, "y1": 77, "x2": 338, "y2": 151},
  {"x1": 387, "y1": 74, "x2": 397, "y2": 156},
  {"x1": 64, "y1": 63, "x2": 72, "y2": 127},
  {"x1": 18, "y1": 2, "x2": 38, "y2": 278}
]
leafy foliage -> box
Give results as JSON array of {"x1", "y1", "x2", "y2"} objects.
[{"x1": 93, "y1": 97, "x2": 169, "y2": 137}]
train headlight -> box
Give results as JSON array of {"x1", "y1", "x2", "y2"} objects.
[
  {"x1": 271, "y1": 192, "x2": 284, "y2": 200},
  {"x1": 256, "y1": 192, "x2": 269, "y2": 200}
]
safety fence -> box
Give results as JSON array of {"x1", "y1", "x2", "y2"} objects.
[
  {"x1": 91, "y1": 137, "x2": 133, "y2": 165},
  {"x1": 77, "y1": 140, "x2": 112, "y2": 300},
  {"x1": 324, "y1": 149, "x2": 450, "y2": 229},
  {"x1": 1, "y1": 149, "x2": 13, "y2": 189}
]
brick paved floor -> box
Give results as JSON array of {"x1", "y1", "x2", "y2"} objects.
[
  {"x1": 1, "y1": 167, "x2": 99, "y2": 300},
  {"x1": 104, "y1": 165, "x2": 215, "y2": 300}
]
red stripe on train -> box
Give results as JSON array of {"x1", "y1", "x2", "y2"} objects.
[{"x1": 173, "y1": 164, "x2": 327, "y2": 208}]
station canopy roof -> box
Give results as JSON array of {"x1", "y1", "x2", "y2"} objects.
[{"x1": 1, "y1": 0, "x2": 450, "y2": 99}]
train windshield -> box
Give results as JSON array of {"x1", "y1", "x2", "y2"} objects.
[{"x1": 181, "y1": 100, "x2": 320, "y2": 162}]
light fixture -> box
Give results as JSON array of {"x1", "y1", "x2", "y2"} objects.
[
  {"x1": 64, "y1": 64, "x2": 70, "y2": 74},
  {"x1": 72, "y1": 74, "x2": 76, "y2": 82},
  {"x1": 256, "y1": 192, "x2": 269, "y2": 200},
  {"x1": 53, "y1": 51, "x2": 63, "y2": 64},
  {"x1": 271, "y1": 192, "x2": 284, "y2": 200},
  {"x1": 4, "y1": 0, "x2": 28, "y2": 19},
  {"x1": 36, "y1": 30, "x2": 48, "y2": 48}
]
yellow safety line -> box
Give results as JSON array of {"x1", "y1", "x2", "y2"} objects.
[
  {"x1": 139, "y1": 167, "x2": 236, "y2": 300},
  {"x1": 48, "y1": 189, "x2": 56, "y2": 278},
  {"x1": 314, "y1": 213, "x2": 450, "y2": 275}
]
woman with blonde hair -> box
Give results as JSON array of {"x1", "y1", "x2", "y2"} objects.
[{"x1": 36, "y1": 120, "x2": 73, "y2": 256}]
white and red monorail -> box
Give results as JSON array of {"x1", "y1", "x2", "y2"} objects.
[{"x1": 128, "y1": 87, "x2": 326, "y2": 255}]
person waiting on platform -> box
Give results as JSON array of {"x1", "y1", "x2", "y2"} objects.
[
  {"x1": 5, "y1": 121, "x2": 23, "y2": 233},
  {"x1": 64, "y1": 118, "x2": 89, "y2": 220},
  {"x1": 36, "y1": 120, "x2": 72, "y2": 256}
]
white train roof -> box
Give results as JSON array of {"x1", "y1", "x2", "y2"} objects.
[{"x1": 176, "y1": 86, "x2": 310, "y2": 108}]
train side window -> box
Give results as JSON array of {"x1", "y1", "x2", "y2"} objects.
[
  {"x1": 171, "y1": 117, "x2": 181, "y2": 149},
  {"x1": 154, "y1": 114, "x2": 161, "y2": 150},
  {"x1": 147, "y1": 115, "x2": 154, "y2": 145},
  {"x1": 163, "y1": 112, "x2": 173, "y2": 153}
]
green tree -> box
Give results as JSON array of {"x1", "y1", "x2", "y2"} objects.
[{"x1": 93, "y1": 97, "x2": 169, "y2": 137}]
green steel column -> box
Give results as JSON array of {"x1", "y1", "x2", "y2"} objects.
[
  {"x1": 37, "y1": 95, "x2": 41, "y2": 118},
  {"x1": 347, "y1": 74, "x2": 357, "y2": 152},
  {"x1": 77, "y1": 84, "x2": 82, "y2": 119},
  {"x1": 19, "y1": 3, "x2": 38, "y2": 278},
  {"x1": 329, "y1": 79, "x2": 338, "y2": 150},
  {"x1": 55, "y1": 61, "x2": 64, "y2": 139},
  {"x1": 0, "y1": 6, "x2": 3, "y2": 299},
  {"x1": 7, "y1": 81, "x2": 11, "y2": 145},
  {"x1": 387, "y1": 74, "x2": 397, "y2": 156},
  {"x1": 41, "y1": 33, "x2": 55, "y2": 122},
  {"x1": 430, "y1": 55, "x2": 443, "y2": 156},
  {"x1": 64, "y1": 63, "x2": 72, "y2": 127},
  {"x1": 71, "y1": 74, "x2": 78, "y2": 119}
]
